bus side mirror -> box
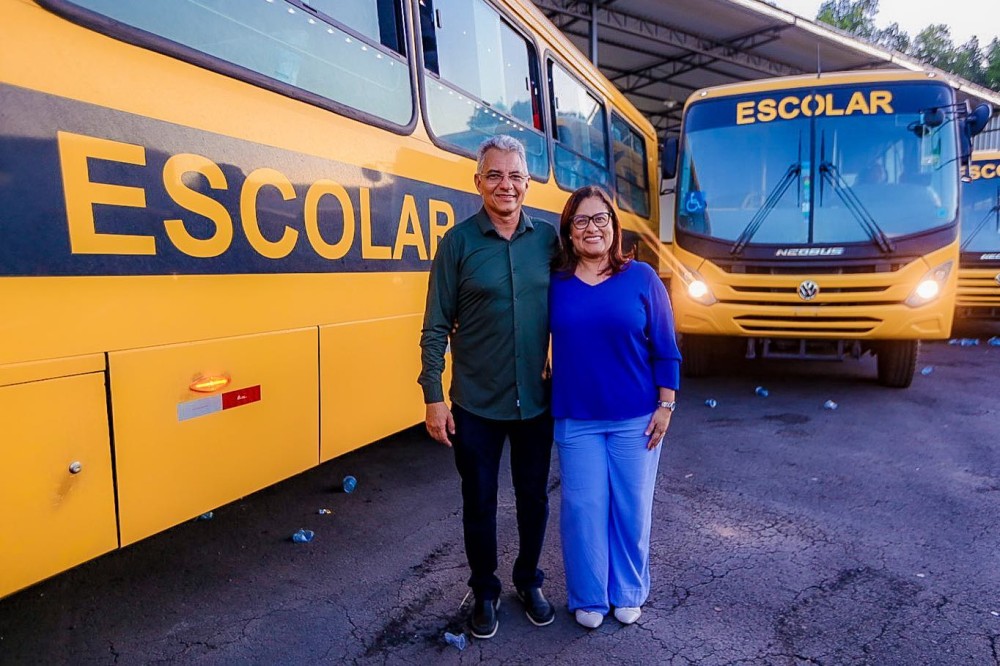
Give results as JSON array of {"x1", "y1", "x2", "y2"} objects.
[
  {"x1": 960, "y1": 103, "x2": 993, "y2": 167},
  {"x1": 661, "y1": 136, "x2": 679, "y2": 181},
  {"x1": 967, "y1": 103, "x2": 992, "y2": 137}
]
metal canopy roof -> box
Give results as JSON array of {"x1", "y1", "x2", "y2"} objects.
[{"x1": 532, "y1": 0, "x2": 1000, "y2": 139}]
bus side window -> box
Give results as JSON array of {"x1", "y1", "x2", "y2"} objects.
[
  {"x1": 59, "y1": 0, "x2": 413, "y2": 126},
  {"x1": 306, "y1": 0, "x2": 406, "y2": 55},
  {"x1": 419, "y1": 0, "x2": 547, "y2": 180},
  {"x1": 549, "y1": 61, "x2": 609, "y2": 192},
  {"x1": 611, "y1": 114, "x2": 650, "y2": 217},
  {"x1": 417, "y1": 0, "x2": 439, "y2": 75}
]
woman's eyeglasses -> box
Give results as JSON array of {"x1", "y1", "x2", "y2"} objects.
[{"x1": 570, "y1": 212, "x2": 612, "y2": 229}]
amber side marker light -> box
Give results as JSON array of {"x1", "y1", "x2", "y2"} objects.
[{"x1": 189, "y1": 374, "x2": 231, "y2": 393}]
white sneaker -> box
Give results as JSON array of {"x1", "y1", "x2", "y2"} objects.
[
  {"x1": 574, "y1": 609, "x2": 604, "y2": 629},
  {"x1": 614, "y1": 607, "x2": 641, "y2": 624}
]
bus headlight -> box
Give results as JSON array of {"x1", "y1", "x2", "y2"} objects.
[
  {"x1": 905, "y1": 261, "x2": 953, "y2": 307},
  {"x1": 684, "y1": 272, "x2": 717, "y2": 305},
  {"x1": 914, "y1": 279, "x2": 939, "y2": 301}
]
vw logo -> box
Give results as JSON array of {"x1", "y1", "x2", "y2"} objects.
[{"x1": 797, "y1": 280, "x2": 819, "y2": 300}]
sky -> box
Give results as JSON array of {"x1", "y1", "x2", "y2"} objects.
[{"x1": 771, "y1": 0, "x2": 999, "y2": 48}]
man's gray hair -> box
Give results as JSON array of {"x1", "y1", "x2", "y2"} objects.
[{"x1": 476, "y1": 135, "x2": 527, "y2": 173}]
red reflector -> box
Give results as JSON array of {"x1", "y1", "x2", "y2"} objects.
[{"x1": 222, "y1": 385, "x2": 261, "y2": 410}]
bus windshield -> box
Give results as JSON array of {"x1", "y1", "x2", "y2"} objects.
[
  {"x1": 961, "y1": 162, "x2": 1000, "y2": 253},
  {"x1": 677, "y1": 82, "x2": 959, "y2": 248}
]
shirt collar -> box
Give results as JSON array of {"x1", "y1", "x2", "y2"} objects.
[{"x1": 474, "y1": 207, "x2": 534, "y2": 238}]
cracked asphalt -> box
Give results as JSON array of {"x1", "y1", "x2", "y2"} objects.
[{"x1": 2, "y1": 321, "x2": 1000, "y2": 665}]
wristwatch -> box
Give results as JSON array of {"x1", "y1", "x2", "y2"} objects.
[{"x1": 656, "y1": 400, "x2": 676, "y2": 411}]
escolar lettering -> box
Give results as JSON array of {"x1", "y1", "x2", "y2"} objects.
[
  {"x1": 968, "y1": 162, "x2": 999, "y2": 181},
  {"x1": 736, "y1": 90, "x2": 893, "y2": 125},
  {"x1": 57, "y1": 131, "x2": 455, "y2": 263}
]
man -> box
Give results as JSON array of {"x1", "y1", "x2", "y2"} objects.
[{"x1": 419, "y1": 135, "x2": 558, "y2": 639}]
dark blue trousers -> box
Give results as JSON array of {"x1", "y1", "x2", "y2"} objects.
[{"x1": 451, "y1": 405, "x2": 554, "y2": 600}]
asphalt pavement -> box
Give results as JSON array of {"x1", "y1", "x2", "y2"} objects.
[{"x1": 2, "y1": 321, "x2": 1000, "y2": 665}]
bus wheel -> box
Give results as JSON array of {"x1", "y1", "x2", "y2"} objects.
[
  {"x1": 876, "y1": 340, "x2": 919, "y2": 388},
  {"x1": 682, "y1": 334, "x2": 714, "y2": 377}
]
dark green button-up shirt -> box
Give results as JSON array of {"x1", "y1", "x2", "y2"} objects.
[{"x1": 419, "y1": 207, "x2": 559, "y2": 420}]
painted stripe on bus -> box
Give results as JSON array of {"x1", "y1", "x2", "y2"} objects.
[{"x1": 0, "y1": 83, "x2": 557, "y2": 277}]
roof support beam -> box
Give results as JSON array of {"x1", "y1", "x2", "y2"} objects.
[
  {"x1": 555, "y1": 27, "x2": 786, "y2": 97},
  {"x1": 614, "y1": 26, "x2": 787, "y2": 82},
  {"x1": 597, "y1": 53, "x2": 731, "y2": 94},
  {"x1": 534, "y1": 0, "x2": 801, "y2": 78},
  {"x1": 589, "y1": 0, "x2": 598, "y2": 65},
  {"x1": 552, "y1": 0, "x2": 618, "y2": 34},
  {"x1": 616, "y1": 32, "x2": 788, "y2": 95}
]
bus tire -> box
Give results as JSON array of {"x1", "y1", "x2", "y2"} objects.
[
  {"x1": 682, "y1": 334, "x2": 714, "y2": 377},
  {"x1": 876, "y1": 340, "x2": 919, "y2": 388}
]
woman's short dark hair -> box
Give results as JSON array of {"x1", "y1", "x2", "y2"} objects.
[{"x1": 554, "y1": 185, "x2": 632, "y2": 276}]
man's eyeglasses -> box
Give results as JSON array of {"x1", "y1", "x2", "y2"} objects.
[
  {"x1": 570, "y1": 212, "x2": 612, "y2": 229},
  {"x1": 480, "y1": 171, "x2": 529, "y2": 186}
]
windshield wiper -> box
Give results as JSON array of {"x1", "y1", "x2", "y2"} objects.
[
  {"x1": 817, "y1": 162, "x2": 895, "y2": 253},
  {"x1": 960, "y1": 186, "x2": 1000, "y2": 251},
  {"x1": 730, "y1": 162, "x2": 801, "y2": 255}
]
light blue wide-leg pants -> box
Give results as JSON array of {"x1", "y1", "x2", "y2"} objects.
[{"x1": 555, "y1": 413, "x2": 662, "y2": 614}]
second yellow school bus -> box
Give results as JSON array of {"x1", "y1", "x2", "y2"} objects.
[
  {"x1": 957, "y1": 151, "x2": 1000, "y2": 318},
  {"x1": 0, "y1": 0, "x2": 660, "y2": 598},
  {"x1": 664, "y1": 70, "x2": 990, "y2": 387}
]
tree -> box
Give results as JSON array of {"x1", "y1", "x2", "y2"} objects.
[
  {"x1": 817, "y1": 0, "x2": 909, "y2": 53},
  {"x1": 952, "y1": 37, "x2": 985, "y2": 85},
  {"x1": 877, "y1": 22, "x2": 910, "y2": 54},
  {"x1": 985, "y1": 38, "x2": 1000, "y2": 92},
  {"x1": 815, "y1": 0, "x2": 1000, "y2": 93},
  {"x1": 910, "y1": 24, "x2": 958, "y2": 72},
  {"x1": 817, "y1": 0, "x2": 880, "y2": 40}
]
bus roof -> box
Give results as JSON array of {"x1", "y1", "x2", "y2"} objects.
[{"x1": 686, "y1": 69, "x2": 951, "y2": 104}]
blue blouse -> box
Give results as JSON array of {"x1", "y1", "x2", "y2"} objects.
[{"x1": 549, "y1": 261, "x2": 681, "y2": 420}]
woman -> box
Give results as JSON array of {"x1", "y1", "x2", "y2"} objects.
[{"x1": 549, "y1": 185, "x2": 681, "y2": 629}]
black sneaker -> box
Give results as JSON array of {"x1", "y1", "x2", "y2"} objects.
[
  {"x1": 469, "y1": 597, "x2": 500, "y2": 639},
  {"x1": 516, "y1": 587, "x2": 555, "y2": 627}
]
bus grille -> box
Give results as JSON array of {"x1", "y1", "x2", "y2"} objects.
[
  {"x1": 733, "y1": 314, "x2": 881, "y2": 335},
  {"x1": 715, "y1": 261, "x2": 906, "y2": 275},
  {"x1": 957, "y1": 275, "x2": 1000, "y2": 307},
  {"x1": 721, "y1": 283, "x2": 891, "y2": 335},
  {"x1": 700, "y1": 256, "x2": 922, "y2": 336},
  {"x1": 730, "y1": 285, "x2": 886, "y2": 295}
]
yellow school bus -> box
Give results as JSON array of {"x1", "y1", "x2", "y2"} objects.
[
  {"x1": 957, "y1": 151, "x2": 1000, "y2": 318},
  {"x1": 0, "y1": 0, "x2": 660, "y2": 598},
  {"x1": 663, "y1": 70, "x2": 991, "y2": 387}
]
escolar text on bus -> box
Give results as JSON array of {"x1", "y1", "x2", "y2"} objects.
[
  {"x1": 736, "y1": 90, "x2": 893, "y2": 125},
  {"x1": 58, "y1": 131, "x2": 456, "y2": 263},
  {"x1": 967, "y1": 162, "x2": 999, "y2": 180}
]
